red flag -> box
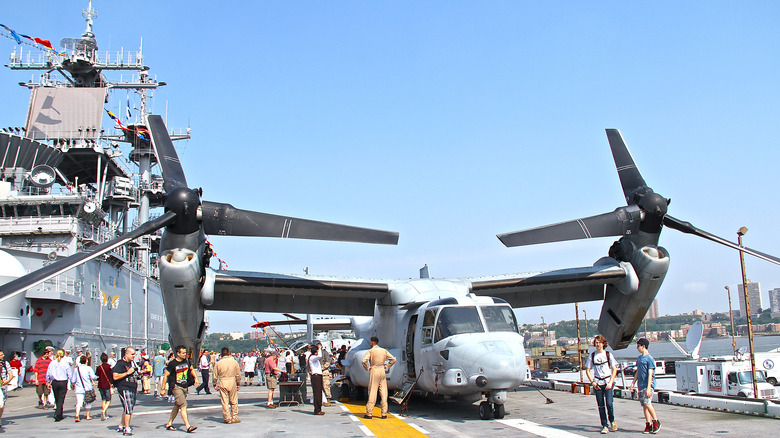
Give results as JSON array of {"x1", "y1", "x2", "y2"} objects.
[{"x1": 33, "y1": 37, "x2": 53, "y2": 50}]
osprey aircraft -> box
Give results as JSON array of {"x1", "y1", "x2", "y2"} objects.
[{"x1": 1, "y1": 119, "x2": 778, "y2": 420}]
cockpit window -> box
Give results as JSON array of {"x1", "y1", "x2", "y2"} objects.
[
  {"x1": 481, "y1": 305, "x2": 518, "y2": 333},
  {"x1": 434, "y1": 306, "x2": 484, "y2": 343},
  {"x1": 421, "y1": 308, "x2": 437, "y2": 344}
]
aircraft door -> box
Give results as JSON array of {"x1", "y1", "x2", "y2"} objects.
[{"x1": 406, "y1": 314, "x2": 418, "y2": 377}]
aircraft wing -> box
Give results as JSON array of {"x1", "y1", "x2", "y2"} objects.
[
  {"x1": 466, "y1": 263, "x2": 628, "y2": 308},
  {"x1": 252, "y1": 317, "x2": 353, "y2": 331},
  {"x1": 211, "y1": 271, "x2": 389, "y2": 316}
]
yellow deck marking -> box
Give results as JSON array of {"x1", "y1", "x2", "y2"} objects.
[{"x1": 341, "y1": 400, "x2": 428, "y2": 438}]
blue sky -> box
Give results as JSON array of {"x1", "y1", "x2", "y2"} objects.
[{"x1": 2, "y1": 1, "x2": 780, "y2": 334}]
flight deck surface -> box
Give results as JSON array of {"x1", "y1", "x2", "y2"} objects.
[{"x1": 1, "y1": 382, "x2": 776, "y2": 437}]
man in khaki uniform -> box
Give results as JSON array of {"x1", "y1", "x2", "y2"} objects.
[
  {"x1": 213, "y1": 347, "x2": 241, "y2": 424},
  {"x1": 361, "y1": 336, "x2": 396, "y2": 419},
  {"x1": 320, "y1": 344, "x2": 333, "y2": 406}
]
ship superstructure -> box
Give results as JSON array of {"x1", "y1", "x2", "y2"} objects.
[{"x1": 0, "y1": 1, "x2": 182, "y2": 359}]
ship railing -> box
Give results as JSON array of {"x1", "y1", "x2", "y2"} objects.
[
  {"x1": 8, "y1": 49, "x2": 146, "y2": 71},
  {"x1": 0, "y1": 216, "x2": 78, "y2": 235},
  {"x1": 2, "y1": 184, "x2": 81, "y2": 197},
  {"x1": 33, "y1": 274, "x2": 82, "y2": 297}
]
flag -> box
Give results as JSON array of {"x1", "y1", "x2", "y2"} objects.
[
  {"x1": 33, "y1": 37, "x2": 53, "y2": 50},
  {"x1": 126, "y1": 102, "x2": 132, "y2": 120},
  {"x1": 0, "y1": 24, "x2": 21, "y2": 44}
]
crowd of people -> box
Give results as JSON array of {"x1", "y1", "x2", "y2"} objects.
[
  {"x1": 0, "y1": 336, "x2": 665, "y2": 435},
  {"x1": 0, "y1": 341, "x2": 358, "y2": 434}
]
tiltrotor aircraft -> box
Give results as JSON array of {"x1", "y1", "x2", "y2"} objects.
[{"x1": 1, "y1": 120, "x2": 778, "y2": 419}]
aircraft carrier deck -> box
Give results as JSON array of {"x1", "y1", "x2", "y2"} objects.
[{"x1": 1, "y1": 381, "x2": 776, "y2": 437}]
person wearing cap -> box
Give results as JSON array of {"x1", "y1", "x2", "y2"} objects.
[
  {"x1": 153, "y1": 350, "x2": 166, "y2": 397},
  {"x1": 629, "y1": 338, "x2": 660, "y2": 434},
  {"x1": 361, "y1": 337, "x2": 396, "y2": 419},
  {"x1": 263, "y1": 350, "x2": 282, "y2": 408}
]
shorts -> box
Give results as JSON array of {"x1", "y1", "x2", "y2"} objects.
[
  {"x1": 0, "y1": 388, "x2": 6, "y2": 408},
  {"x1": 100, "y1": 388, "x2": 112, "y2": 402},
  {"x1": 638, "y1": 388, "x2": 653, "y2": 406},
  {"x1": 172, "y1": 385, "x2": 188, "y2": 408},
  {"x1": 117, "y1": 389, "x2": 137, "y2": 415},
  {"x1": 36, "y1": 384, "x2": 51, "y2": 398},
  {"x1": 244, "y1": 371, "x2": 255, "y2": 378},
  {"x1": 265, "y1": 373, "x2": 278, "y2": 390}
]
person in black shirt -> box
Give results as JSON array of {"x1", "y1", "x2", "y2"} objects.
[
  {"x1": 111, "y1": 347, "x2": 138, "y2": 436},
  {"x1": 161, "y1": 346, "x2": 198, "y2": 433}
]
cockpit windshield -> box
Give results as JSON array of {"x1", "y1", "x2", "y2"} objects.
[
  {"x1": 480, "y1": 305, "x2": 518, "y2": 333},
  {"x1": 434, "y1": 306, "x2": 484, "y2": 343}
]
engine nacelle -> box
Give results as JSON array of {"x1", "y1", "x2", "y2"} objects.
[
  {"x1": 598, "y1": 245, "x2": 669, "y2": 349},
  {"x1": 158, "y1": 230, "x2": 207, "y2": 353}
]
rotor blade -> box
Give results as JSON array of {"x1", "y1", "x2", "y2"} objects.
[
  {"x1": 201, "y1": 201, "x2": 399, "y2": 245},
  {"x1": 497, "y1": 205, "x2": 643, "y2": 247},
  {"x1": 663, "y1": 215, "x2": 780, "y2": 265},
  {"x1": 606, "y1": 129, "x2": 647, "y2": 204},
  {"x1": 0, "y1": 211, "x2": 177, "y2": 300},
  {"x1": 147, "y1": 114, "x2": 187, "y2": 193}
]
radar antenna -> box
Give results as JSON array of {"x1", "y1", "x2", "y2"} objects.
[{"x1": 82, "y1": 0, "x2": 97, "y2": 37}]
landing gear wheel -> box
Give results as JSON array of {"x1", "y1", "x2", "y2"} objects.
[
  {"x1": 493, "y1": 403, "x2": 505, "y2": 419},
  {"x1": 479, "y1": 401, "x2": 492, "y2": 420}
]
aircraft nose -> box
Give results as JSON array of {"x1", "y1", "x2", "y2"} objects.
[{"x1": 443, "y1": 339, "x2": 524, "y2": 389}]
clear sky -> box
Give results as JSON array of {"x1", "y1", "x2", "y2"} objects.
[{"x1": 2, "y1": 1, "x2": 780, "y2": 335}]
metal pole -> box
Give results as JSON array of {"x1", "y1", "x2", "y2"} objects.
[
  {"x1": 582, "y1": 309, "x2": 588, "y2": 340},
  {"x1": 724, "y1": 286, "x2": 737, "y2": 357},
  {"x1": 737, "y1": 227, "x2": 759, "y2": 398},
  {"x1": 576, "y1": 303, "x2": 583, "y2": 382}
]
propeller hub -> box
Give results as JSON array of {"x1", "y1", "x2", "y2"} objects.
[
  {"x1": 164, "y1": 187, "x2": 202, "y2": 235},
  {"x1": 635, "y1": 189, "x2": 668, "y2": 234}
]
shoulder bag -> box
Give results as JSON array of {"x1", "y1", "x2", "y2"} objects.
[{"x1": 77, "y1": 366, "x2": 97, "y2": 404}]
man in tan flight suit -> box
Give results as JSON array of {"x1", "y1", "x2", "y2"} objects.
[
  {"x1": 213, "y1": 347, "x2": 241, "y2": 424},
  {"x1": 361, "y1": 336, "x2": 396, "y2": 419}
]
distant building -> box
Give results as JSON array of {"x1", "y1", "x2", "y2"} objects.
[
  {"x1": 769, "y1": 288, "x2": 780, "y2": 314},
  {"x1": 229, "y1": 332, "x2": 245, "y2": 340},
  {"x1": 737, "y1": 280, "x2": 763, "y2": 316},
  {"x1": 646, "y1": 299, "x2": 660, "y2": 319}
]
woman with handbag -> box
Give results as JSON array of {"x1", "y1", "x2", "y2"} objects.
[{"x1": 70, "y1": 355, "x2": 98, "y2": 422}]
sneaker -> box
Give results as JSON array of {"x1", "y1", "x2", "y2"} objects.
[
  {"x1": 601, "y1": 426, "x2": 609, "y2": 434},
  {"x1": 123, "y1": 427, "x2": 133, "y2": 436},
  {"x1": 651, "y1": 420, "x2": 661, "y2": 434},
  {"x1": 611, "y1": 421, "x2": 618, "y2": 431},
  {"x1": 643, "y1": 423, "x2": 652, "y2": 434},
  {"x1": 117, "y1": 426, "x2": 124, "y2": 433}
]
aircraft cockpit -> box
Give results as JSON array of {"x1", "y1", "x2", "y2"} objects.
[{"x1": 421, "y1": 295, "x2": 518, "y2": 344}]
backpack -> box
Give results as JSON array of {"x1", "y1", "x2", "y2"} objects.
[
  {"x1": 590, "y1": 351, "x2": 613, "y2": 368},
  {"x1": 321, "y1": 348, "x2": 332, "y2": 367}
]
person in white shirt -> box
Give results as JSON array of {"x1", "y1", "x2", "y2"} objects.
[
  {"x1": 307, "y1": 343, "x2": 324, "y2": 415},
  {"x1": 107, "y1": 352, "x2": 117, "y2": 368},
  {"x1": 585, "y1": 335, "x2": 619, "y2": 434},
  {"x1": 277, "y1": 351, "x2": 287, "y2": 380},
  {"x1": 241, "y1": 354, "x2": 257, "y2": 386}
]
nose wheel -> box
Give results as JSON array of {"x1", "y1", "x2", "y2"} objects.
[{"x1": 478, "y1": 401, "x2": 505, "y2": 420}]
